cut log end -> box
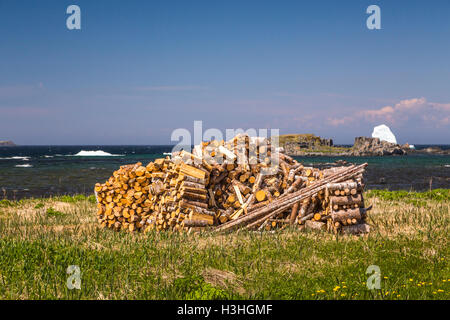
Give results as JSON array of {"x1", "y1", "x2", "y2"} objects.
[{"x1": 255, "y1": 190, "x2": 267, "y2": 202}]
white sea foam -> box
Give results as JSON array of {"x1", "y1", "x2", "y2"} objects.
[
  {"x1": 163, "y1": 152, "x2": 172, "y2": 156},
  {"x1": 43, "y1": 155, "x2": 54, "y2": 158},
  {"x1": 445, "y1": 165, "x2": 450, "y2": 168},
  {"x1": 73, "y1": 150, "x2": 121, "y2": 157},
  {"x1": 15, "y1": 164, "x2": 33, "y2": 168},
  {"x1": 0, "y1": 156, "x2": 30, "y2": 160}
]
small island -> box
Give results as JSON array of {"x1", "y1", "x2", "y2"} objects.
[
  {"x1": 277, "y1": 134, "x2": 351, "y2": 156},
  {"x1": 0, "y1": 140, "x2": 16, "y2": 146}
]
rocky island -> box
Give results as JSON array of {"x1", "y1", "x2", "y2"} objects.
[
  {"x1": 350, "y1": 137, "x2": 407, "y2": 156},
  {"x1": 278, "y1": 134, "x2": 351, "y2": 156},
  {"x1": 0, "y1": 140, "x2": 16, "y2": 146},
  {"x1": 277, "y1": 134, "x2": 409, "y2": 156}
]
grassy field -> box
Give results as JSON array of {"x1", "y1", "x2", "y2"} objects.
[{"x1": 0, "y1": 190, "x2": 448, "y2": 300}]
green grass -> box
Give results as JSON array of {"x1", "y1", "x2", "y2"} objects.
[
  {"x1": 0, "y1": 190, "x2": 448, "y2": 300},
  {"x1": 366, "y1": 189, "x2": 450, "y2": 207},
  {"x1": 54, "y1": 194, "x2": 97, "y2": 204},
  {"x1": 0, "y1": 194, "x2": 96, "y2": 208},
  {"x1": 0, "y1": 199, "x2": 18, "y2": 207},
  {"x1": 46, "y1": 207, "x2": 66, "y2": 217},
  {"x1": 34, "y1": 203, "x2": 45, "y2": 209},
  {"x1": 366, "y1": 189, "x2": 450, "y2": 201}
]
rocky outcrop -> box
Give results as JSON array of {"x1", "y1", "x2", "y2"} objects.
[
  {"x1": 320, "y1": 138, "x2": 333, "y2": 147},
  {"x1": 278, "y1": 134, "x2": 333, "y2": 148},
  {"x1": 279, "y1": 134, "x2": 335, "y2": 155},
  {"x1": 417, "y1": 146, "x2": 450, "y2": 155},
  {"x1": 351, "y1": 137, "x2": 406, "y2": 156},
  {"x1": 0, "y1": 140, "x2": 16, "y2": 146},
  {"x1": 284, "y1": 142, "x2": 306, "y2": 155}
]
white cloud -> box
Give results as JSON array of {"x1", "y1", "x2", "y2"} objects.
[{"x1": 327, "y1": 97, "x2": 450, "y2": 127}]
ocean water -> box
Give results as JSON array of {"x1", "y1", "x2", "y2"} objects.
[{"x1": 0, "y1": 145, "x2": 449, "y2": 200}]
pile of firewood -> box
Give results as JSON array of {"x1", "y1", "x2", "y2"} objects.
[{"x1": 94, "y1": 134, "x2": 371, "y2": 235}]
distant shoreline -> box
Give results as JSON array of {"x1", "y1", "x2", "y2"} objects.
[
  {"x1": 0, "y1": 140, "x2": 16, "y2": 147},
  {"x1": 286, "y1": 148, "x2": 450, "y2": 157}
]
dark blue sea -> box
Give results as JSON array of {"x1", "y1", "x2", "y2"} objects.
[{"x1": 0, "y1": 145, "x2": 449, "y2": 200}]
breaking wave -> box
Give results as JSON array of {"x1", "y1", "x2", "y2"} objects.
[
  {"x1": 15, "y1": 164, "x2": 33, "y2": 168},
  {"x1": 0, "y1": 156, "x2": 30, "y2": 160}
]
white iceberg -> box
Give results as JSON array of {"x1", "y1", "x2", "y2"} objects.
[
  {"x1": 372, "y1": 124, "x2": 397, "y2": 144},
  {"x1": 74, "y1": 150, "x2": 120, "y2": 156}
]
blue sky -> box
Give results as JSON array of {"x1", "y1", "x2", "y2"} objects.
[{"x1": 1, "y1": 0, "x2": 449, "y2": 145}]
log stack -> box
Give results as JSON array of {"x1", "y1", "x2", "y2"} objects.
[
  {"x1": 94, "y1": 134, "x2": 372, "y2": 235},
  {"x1": 327, "y1": 179, "x2": 371, "y2": 234}
]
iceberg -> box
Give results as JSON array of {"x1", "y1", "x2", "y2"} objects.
[
  {"x1": 74, "y1": 150, "x2": 120, "y2": 156},
  {"x1": 371, "y1": 124, "x2": 397, "y2": 144}
]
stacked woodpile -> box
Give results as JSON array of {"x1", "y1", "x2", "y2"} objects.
[
  {"x1": 327, "y1": 180, "x2": 371, "y2": 234},
  {"x1": 94, "y1": 134, "x2": 371, "y2": 235}
]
